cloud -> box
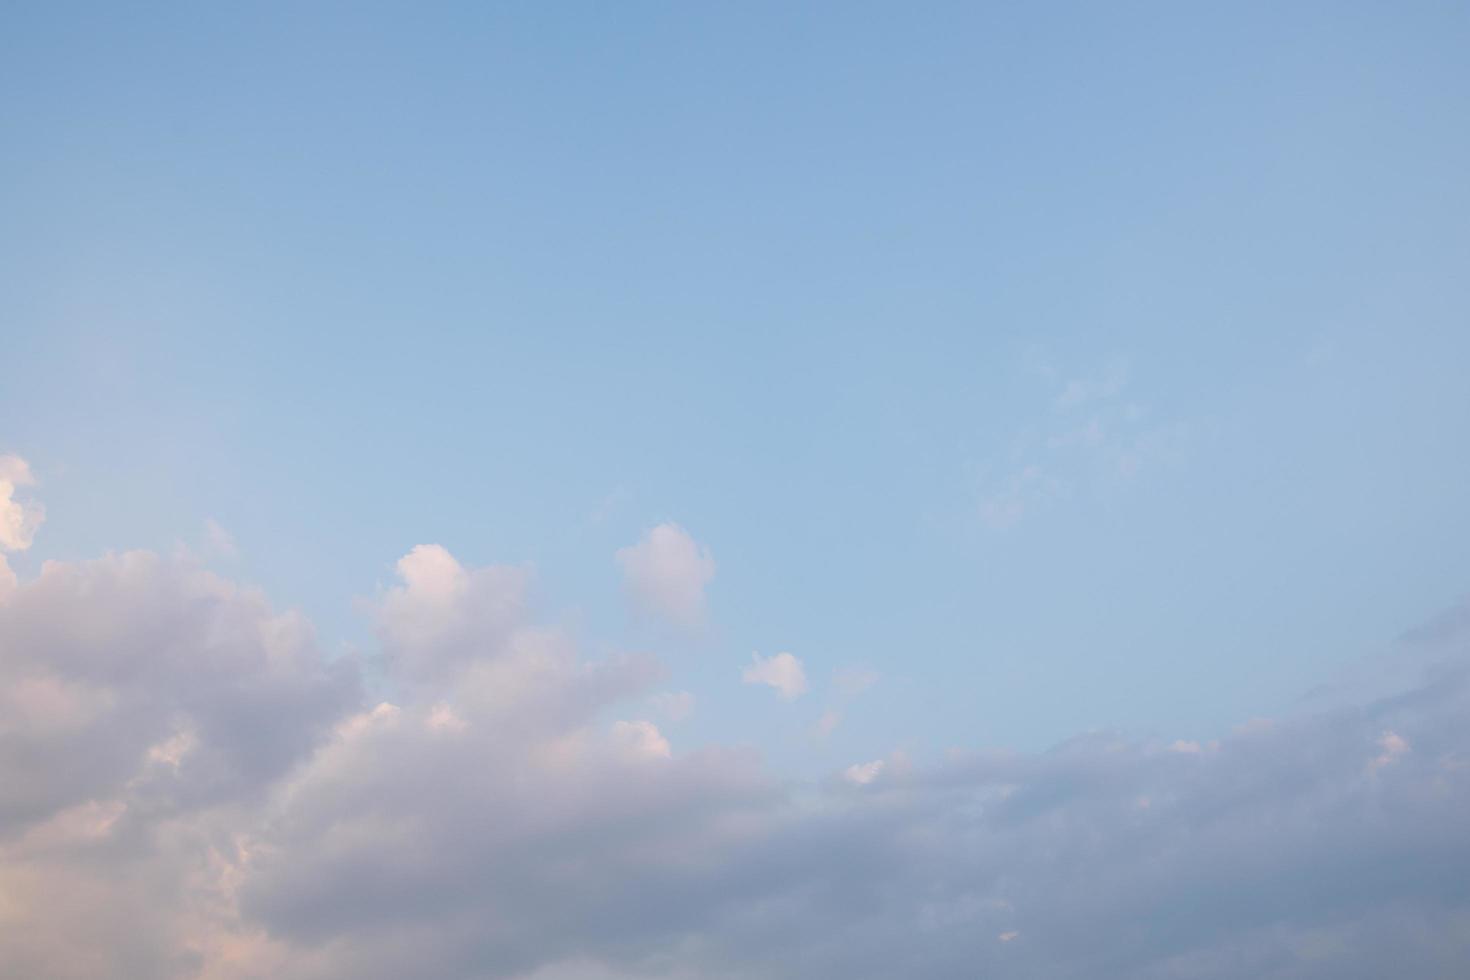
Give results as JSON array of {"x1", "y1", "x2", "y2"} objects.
[
  {"x1": 616, "y1": 524, "x2": 716, "y2": 629},
  {"x1": 1370, "y1": 729, "x2": 1410, "y2": 770},
  {"x1": 612, "y1": 720, "x2": 673, "y2": 760},
  {"x1": 0, "y1": 550, "x2": 357, "y2": 833},
  {"x1": 976, "y1": 355, "x2": 1184, "y2": 529},
  {"x1": 0, "y1": 544, "x2": 358, "y2": 979},
  {"x1": 0, "y1": 454, "x2": 44, "y2": 553},
  {"x1": 813, "y1": 709, "x2": 842, "y2": 739},
  {"x1": 4, "y1": 507, "x2": 1470, "y2": 979},
  {"x1": 741, "y1": 651, "x2": 808, "y2": 701},
  {"x1": 372, "y1": 544, "x2": 532, "y2": 683}
]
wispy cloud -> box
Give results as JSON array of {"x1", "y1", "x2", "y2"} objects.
[
  {"x1": 0, "y1": 454, "x2": 44, "y2": 554},
  {"x1": 976, "y1": 354, "x2": 1185, "y2": 529}
]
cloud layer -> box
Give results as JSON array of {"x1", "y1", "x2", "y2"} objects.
[{"x1": 2, "y1": 462, "x2": 1469, "y2": 979}]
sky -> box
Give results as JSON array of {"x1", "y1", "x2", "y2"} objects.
[{"x1": 2, "y1": 3, "x2": 1470, "y2": 978}]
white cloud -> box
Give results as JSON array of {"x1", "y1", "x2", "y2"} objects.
[
  {"x1": 373, "y1": 543, "x2": 531, "y2": 682},
  {"x1": 612, "y1": 719, "x2": 672, "y2": 760},
  {"x1": 741, "y1": 651, "x2": 807, "y2": 700},
  {"x1": 0, "y1": 454, "x2": 44, "y2": 553},
  {"x1": 1371, "y1": 729, "x2": 1410, "y2": 770},
  {"x1": 842, "y1": 759, "x2": 885, "y2": 785},
  {"x1": 615, "y1": 524, "x2": 715, "y2": 628}
]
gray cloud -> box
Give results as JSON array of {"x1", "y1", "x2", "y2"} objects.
[{"x1": 0, "y1": 549, "x2": 358, "y2": 979}]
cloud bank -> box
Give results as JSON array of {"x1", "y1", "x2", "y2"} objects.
[{"x1": 2, "y1": 459, "x2": 1469, "y2": 979}]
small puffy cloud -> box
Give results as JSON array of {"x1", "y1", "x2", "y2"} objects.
[
  {"x1": 742, "y1": 651, "x2": 807, "y2": 700},
  {"x1": 615, "y1": 523, "x2": 715, "y2": 628},
  {"x1": 612, "y1": 719, "x2": 672, "y2": 760},
  {"x1": 0, "y1": 454, "x2": 44, "y2": 553},
  {"x1": 842, "y1": 759, "x2": 885, "y2": 785},
  {"x1": 1371, "y1": 730, "x2": 1410, "y2": 770},
  {"x1": 997, "y1": 930, "x2": 1020, "y2": 943}
]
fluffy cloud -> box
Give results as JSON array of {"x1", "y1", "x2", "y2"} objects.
[
  {"x1": 4, "y1": 495, "x2": 1470, "y2": 979},
  {"x1": 615, "y1": 524, "x2": 715, "y2": 629},
  {"x1": 0, "y1": 454, "x2": 44, "y2": 554},
  {"x1": 0, "y1": 455, "x2": 45, "y2": 597},
  {"x1": 0, "y1": 550, "x2": 356, "y2": 834},
  {"x1": 0, "y1": 550, "x2": 357, "y2": 978},
  {"x1": 741, "y1": 651, "x2": 808, "y2": 701}
]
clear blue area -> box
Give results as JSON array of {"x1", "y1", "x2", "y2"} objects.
[{"x1": 4, "y1": 2, "x2": 1468, "y2": 770}]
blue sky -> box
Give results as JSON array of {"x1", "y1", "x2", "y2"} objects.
[
  {"x1": 4, "y1": 4, "x2": 1470, "y2": 977},
  {"x1": 5, "y1": 2, "x2": 1470, "y2": 769}
]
